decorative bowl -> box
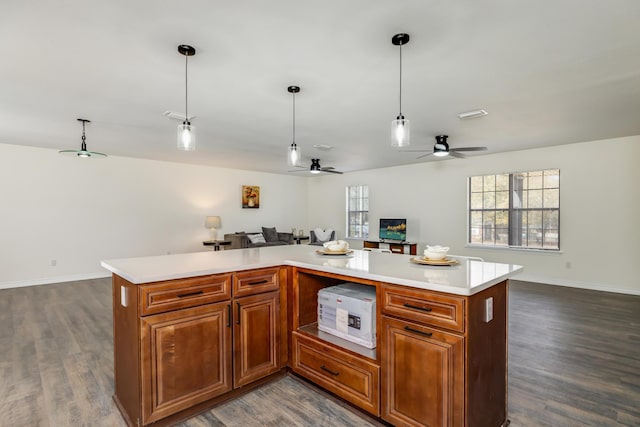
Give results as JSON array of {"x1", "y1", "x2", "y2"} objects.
[
  {"x1": 323, "y1": 240, "x2": 349, "y2": 252},
  {"x1": 424, "y1": 245, "x2": 450, "y2": 260}
]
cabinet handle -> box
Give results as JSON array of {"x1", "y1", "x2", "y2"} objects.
[
  {"x1": 404, "y1": 326, "x2": 433, "y2": 337},
  {"x1": 236, "y1": 302, "x2": 241, "y2": 325},
  {"x1": 176, "y1": 290, "x2": 203, "y2": 298},
  {"x1": 227, "y1": 304, "x2": 231, "y2": 327},
  {"x1": 320, "y1": 365, "x2": 340, "y2": 376},
  {"x1": 246, "y1": 279, "x2": 269, "y2": 286},
  {"x1": 403, "y1": 303, "x2": 432, "y2": 312}
]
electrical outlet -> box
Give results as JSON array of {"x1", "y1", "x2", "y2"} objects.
[
  {"x1": 51, "y1": 259, "x2": 56, "y2": 267},
  {"x1": 484, "y1": 297, "x2": 493, "y2": 323},
  {"x1": 566, "y1": 261, "x2": 572, "y2": 269}
]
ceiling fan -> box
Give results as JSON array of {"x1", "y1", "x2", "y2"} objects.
[
  {"x1": 402, "y1": 135, "x2": 487, "y2": 159},
  {"x1": 289, "y1": 158, "x2": 343, "y2": 174}
]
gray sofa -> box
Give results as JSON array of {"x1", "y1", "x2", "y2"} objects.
[
  {"x1": 309, "y1": 229, "x2": 336, "y2": 246},
  {"x1": 224, "y1": 227, "x2": 294, "y2": 249}
]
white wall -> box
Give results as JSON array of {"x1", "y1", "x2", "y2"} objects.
[
  {"x1": 307, "y1": 136, "x2": 640, "y2": 295},
  {"x1": 0, "y1": 143, "x2": 308, "y2": 288},
  {"x1": 3, "y1": 136, "x2": 639, "y2": 294}
]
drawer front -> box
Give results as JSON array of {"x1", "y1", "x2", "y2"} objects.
[
  {"x1": 140, "y1": 274, "x2": 232, "y2": 316},
  {"x1": 233, "y1": 267, "x2": 280, "y2": 298},
  {"x1": 292, "y1": 332, "x2": 380, "y2": 416},
  {"x1": 381, "y1": 284, "x2": 465, "y2": 333}
]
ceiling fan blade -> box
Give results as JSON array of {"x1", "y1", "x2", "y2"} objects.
[
  {"x1": 399, "y1": 150, "x2": 431, "y2": 153},
  {"x1": 288, "y1": 169, "x2": 307, "y2": 173},
  {"x1": 449, "y1": 151, "x2": 466, "y2": 158},
  {"x1": 451, "y1": 146, "x2": 487, "y2": 152},
  {"x1": 322, "y1": 168, "x2": 343, "y2": 174},
  {"x1": 416, "y1": 152, "x2": 434, "y2": 159}
]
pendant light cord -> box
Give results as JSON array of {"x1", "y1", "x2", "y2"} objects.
[
  {"x1": 292, "y1": 92, "x2": 296, "y2": 143},
  {"x1": 399, "y1": 43, "x2": 403, "y2": 116},
  {"x1": 185, "y1": 54, "x2": 189, "y2": 123}
]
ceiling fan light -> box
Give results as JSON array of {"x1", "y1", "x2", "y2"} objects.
[
  {"x1": 177, "y1": 121, "x2": 196, "y2": 151},
  {"x1": 288, "y1": 142, "x2": 301, "y2": 167},
  {"x1": 391, "y1": 116, "x2": 410, "y2": 147},
  {"x1": 433, "y1": 150, "x2": 449, "y2": 157},
  {"x1": 59, "y1": 118, "x2": 108, "y2": 158},
  {"x1": 310, "y1": 158, "x2": 321, "y2": 174}
]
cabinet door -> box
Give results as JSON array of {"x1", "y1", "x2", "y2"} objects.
[
  {"x1": 381, "y1": 316, "x2": 464, "y2": 427},
  {"x1": 141, "y1": 302, "x2": 232, "y2": 424},
  {"x1": 233, "y1": 291, "x2": 280, "y2": 387}
]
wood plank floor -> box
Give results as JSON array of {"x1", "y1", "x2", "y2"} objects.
[{"x1": 1, "y1": 278, "x2": 638, "y2": 426}]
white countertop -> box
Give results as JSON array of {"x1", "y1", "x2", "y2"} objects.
[{"x1": 101, "y1": 245, "x2": 523, "y2": 296}]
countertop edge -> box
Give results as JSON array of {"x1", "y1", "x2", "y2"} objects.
[{"x1": 101, "y1": 256, "x2": 523, "y2": 297}]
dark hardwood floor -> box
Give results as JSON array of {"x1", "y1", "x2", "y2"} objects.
[{"x1": 1, "y1": 278, "x2": 638, "y2": 426}]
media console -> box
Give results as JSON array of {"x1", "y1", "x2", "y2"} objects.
[{"x1": 363, "y1": 239, "x2": 417, "y2": 255}]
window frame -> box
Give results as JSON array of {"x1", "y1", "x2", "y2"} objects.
[
  {"x1": 467, "y1": 169, "x2": 560, "y2": 251},
  {"x1": 345, "y1": 184, "x2": 369, "y2": 239}
]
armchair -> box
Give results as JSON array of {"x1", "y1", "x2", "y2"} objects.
[{"x1": 309, "y1": 229, "x2": 336, "y2": 246}]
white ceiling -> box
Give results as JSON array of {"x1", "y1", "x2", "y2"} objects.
[{"x1": 2, "y1": 0, "x2": 639, "y2": 175}]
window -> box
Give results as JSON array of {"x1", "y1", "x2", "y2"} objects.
[
  {"x1": 346, "y1": 185, "x2": 369, "y2": 238},
  {"x1": 469, "y1": 169, "x2": 560, "y2": 250}
]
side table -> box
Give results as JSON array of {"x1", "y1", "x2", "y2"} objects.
[
  {"x1": 203, "y1": 240, "x2": 232, "y2": 251},
  {"x1": 293, "y1": 236, "x2": 309, "y2": 245}
]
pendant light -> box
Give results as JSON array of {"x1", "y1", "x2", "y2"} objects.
[
  {"x1": 287, "y1": 85, "x2": 302, "y2": 167},
  {"x1": 59, "y1": 119, "x2": 107, "y2": 158},
  {"x1": 177, "y1": 44, "x2": 196, "y2": 151},
  {"x1": 391, "y1": 33, "x2": 410, "y2": 148}
]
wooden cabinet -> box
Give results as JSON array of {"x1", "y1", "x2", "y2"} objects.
[
  {"x1": 141, "y1": 302, "x2": 232, "y2": 423},
  {"x1": 381, "y1": 316, "x2": 464, "y2": 426},
  {"x1": 113, "y1": 267, "x2": 285, "y2": 427},
  {"x1": 292, "y1": 332, "x2": 380, "y2": 415},
  {"x1": 112, "y1": 263, "x2": 508, "y2": 427},
  {"x1": 233, "y1": 291, "x2": 280, "y2": 387},
  {"x1": 364, "y1": 239, "x2": 417, "y2": 255},
  {"x1": 381, "y1": 282, "x2": 508, "y2": 427}
]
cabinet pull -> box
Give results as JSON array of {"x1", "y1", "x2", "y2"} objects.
[
  {"x1": 227, "y1": 304, "x2": 231, "y2": 327},
  {"x1": 246, "y1": 279, "x2": 269, "y2": 286},
  {"x1": 320, "y1": 365, "x2": 340, "y2": 376},
  {"x1": 403, "y1": 303, "x2": 432, "y2": 312},
  {"x1": 176, "y1": 290, "x2": 203, "y2": 298},
  {"x1": 236, "y1": 302, "x2": 241, "y2": 325},
  {"x1": 404, "y1": 326, "x2": 433, "y2": 337}
]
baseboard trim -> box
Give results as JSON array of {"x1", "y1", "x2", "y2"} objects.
[
  {"x1": 0, "y1": 272, "x2": 111, "y2": 290},
  {"x1": 513, "y1": 272, "x2": 640, "y2": 296}
]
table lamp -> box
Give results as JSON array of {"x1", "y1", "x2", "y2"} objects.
[{"x1": 205, "y1": 216, "x2": 221, "y2": 241}]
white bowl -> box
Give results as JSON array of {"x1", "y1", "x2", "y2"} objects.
[
  {"x1": 323, "y1": 240, "x2": 349, "y2": 252},
  {"x1": 424, "y1": 245, "x2": 449, "y2": 260}
]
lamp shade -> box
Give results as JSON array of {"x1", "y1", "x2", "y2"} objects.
[
  {"x1": 178, "y1": 122, "x2": 196, "y2": 151},
  {"x1": 205, "y1": 216, "x2": 221, "y2": 229}
]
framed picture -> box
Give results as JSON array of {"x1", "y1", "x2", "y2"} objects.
[{"x1": 242, "y1": 185, "x2": 260, "y2": 209}]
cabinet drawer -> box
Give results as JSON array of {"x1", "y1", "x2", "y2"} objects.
[
  {"x1": 233, "y1": 267, "x2": 280, "y2": 298},
  {"x1": 292, "y1": 332, "x2": 380, "y2": 416},
  {"x1": 381, "y1": 284, "x2": 465, "y2": 333},
  {"x1": 139, "y1": 274, "x2": 232, "y2": 316}
]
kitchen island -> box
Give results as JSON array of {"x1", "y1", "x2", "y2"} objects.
[{"x1": 102, "y1": 245, "x2": 522, "y2": 427}]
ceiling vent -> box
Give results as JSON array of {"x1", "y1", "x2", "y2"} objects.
[
  {"x1": 312, "y1": 144, "x2": 333, "y2": 151},
  {"x1": 457, "y1": 109, "x2": 488, "y2": 120},
  {"x1": 163, "y1": 111, "x2": 196, "y2": 121}
]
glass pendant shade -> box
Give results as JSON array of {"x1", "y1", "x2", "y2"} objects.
[
  {"x1": 287, "y1": 142, "x2": 301, "y2": 167},
  {"x1": 391, "y1": 115, "x2": 410, "y2": 148},
  {"x1": 177, "y1": 121, "x2": 196, "y2": 151}
]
